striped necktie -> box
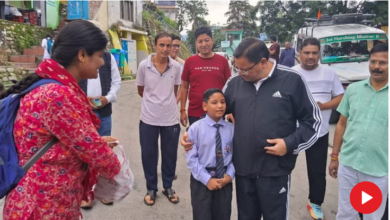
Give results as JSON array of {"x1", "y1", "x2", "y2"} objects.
[{"x1": 213, "y1": 124, "x2": 224, "y2": 178}]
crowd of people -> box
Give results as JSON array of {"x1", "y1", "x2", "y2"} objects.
[{"x1": 0, "y1": 21, "x2": 388, "y2": 220}]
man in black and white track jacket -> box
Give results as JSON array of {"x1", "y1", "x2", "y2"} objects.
[{"x1": 223, "y1": 38, "x2": 322, "y2": 220}]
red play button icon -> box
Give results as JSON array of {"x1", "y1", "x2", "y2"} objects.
[{"x1": 350, "y1": 182, "x2": 383, "y2": 214}]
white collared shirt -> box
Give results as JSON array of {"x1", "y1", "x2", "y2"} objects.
[
  {"x1": 87, "y1": 54, "x2": 121, "y2": 103},
  {"x1": 253, "y1": 58, "x2": 277, "y2": 91}
]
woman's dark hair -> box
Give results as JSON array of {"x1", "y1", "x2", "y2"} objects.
[
  {"x1": 195, "y1": 27, "x2": 212, "y2": 40},
  {"x1": 154, "y1": 32, "x2": 172, "y2": 45},
  {"x1": 301, "y1": 37, "x2": 320, "y2": 51},
  {"x1": 0, "y1": 73, "x2": 41, "y2": 99},
  {"x1": 270, "y1": 36, "x2": 277, "y2": 42},
  {"x1": 52, "y1": 20, "x2": 108, "y2": 68},
  {"x1": 0, "y1": 83, "x2": 4, "y2": 93},
  {"x1": 370, "y1": 43, "x2": 388, "y2": 58},
  {"x1": 0, "y1": 20, "x2": 108, "y2": 99},
  {"x1": 46, "y1": 33, "x2": 51, "y2": 38},
  {"x1": 233, "y1": 38, "x2": 269, "y2": 63},
  {"x1": 171, "y1": 34, "x2": 181, "y2": 41},
  {"x1": 203, "y1": 88, "x2": 224, "y2": 103}
]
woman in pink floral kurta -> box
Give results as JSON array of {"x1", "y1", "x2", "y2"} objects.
[{"x1": 2, "y1": 20, "x2": 121, "y2": 220}]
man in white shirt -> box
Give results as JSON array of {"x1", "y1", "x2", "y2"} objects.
[
  {"x1": 292, "y1": 38, "x2": 344, "y2": 220},
  {"x1": 41, "y1": 34, "x2": 52, "y2": 60}
]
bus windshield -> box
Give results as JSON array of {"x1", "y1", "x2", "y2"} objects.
[{"x1": 320, "y1": 34, "x2": 387, "y2": 64}]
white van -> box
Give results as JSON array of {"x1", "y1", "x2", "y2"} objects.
[{"x1": 292, "y1": 13, "x2": 387, "y2": 123}]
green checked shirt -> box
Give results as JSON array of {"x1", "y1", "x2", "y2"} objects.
[{"x1": 337, "y1": 78, "x2": 388, "y2": 177}]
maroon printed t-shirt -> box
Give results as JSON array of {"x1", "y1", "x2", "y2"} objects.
[
  {"x1": 269, "y1": 43, "x2": 280, "y2": 63},
  {"x1": 182, "y1": 54, "x2": 231, "y2": 117}
]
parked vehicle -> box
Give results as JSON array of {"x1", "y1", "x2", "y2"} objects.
[
  {"x1": 216, "y1": 51, "x2": 233, "y2": 68},
  {"x1": 292, "y1": 13, "x2": 388, "y2": 123}
]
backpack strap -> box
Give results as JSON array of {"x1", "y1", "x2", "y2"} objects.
[
  {"x1": 18, "y1": 79, "x2": 60, "y2": 96},
  {"x1": 17, "y1": 79, "x2": 61, "y2": 171},
  {"x1": 22, "y1": 138, "x2": 58, "y2": 171}
]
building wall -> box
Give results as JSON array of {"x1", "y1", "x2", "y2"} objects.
[
  {"x1": 46, "y1": 0, "x2": 60, "y2": 29},
  {"x1": 92, "y1": 0, "x2": 108, "y2": 32},
  {"x1": 107, "y1": 1, "x2": 142, "y2": 31},
  {"x1": 89, "y1": 0, "x2": 102, "y2": 21}
]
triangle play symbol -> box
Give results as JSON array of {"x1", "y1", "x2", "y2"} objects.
[{"x1": 362, "y1": 191, "x2": 373, "y2": 205}]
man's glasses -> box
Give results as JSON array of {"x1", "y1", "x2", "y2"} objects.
[
  {"x1": 233, "y1": 61, "x2": 259, "y2": 75},
  {"x1": 369, "y1": 60, "x2": 388, "y2": 67},
  {"x1": 172, "y1": 44, "x2": 181, "y2": 48}
]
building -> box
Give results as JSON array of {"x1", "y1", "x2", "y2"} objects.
[
  {"x1": 220, "y1": 29, "x2": 243, "y2": 57},
  {"x1": 64, "y1": 0, "x2": 148, "y2": 75},
  {"x1": 156, "y1": 1, "x2": 178, "y2": 21}
]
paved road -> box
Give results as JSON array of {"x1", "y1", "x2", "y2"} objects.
[{"x1": 1, "y1": 80, "x2": 341, "y2": 220}]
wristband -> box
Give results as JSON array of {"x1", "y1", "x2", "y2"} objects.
[
  {"x1": 330, "y1": 157, "x2": 338, "y2": 161},
  {"x1": 180, "y1": 108, "x2": 186, "y2": 112},
  {"x1": 331, "y1": 152, "x2": 339, "y2": 157}
]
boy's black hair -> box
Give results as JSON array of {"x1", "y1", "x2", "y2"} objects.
[{"x1": 203, "y1": 88, "x2": 224, "y2": 103}]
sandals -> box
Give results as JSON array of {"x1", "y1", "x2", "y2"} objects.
[
  {"x1": 101, "y1": 200, "x2": 114, "y2": 205},
  {"x1": 80, "y1": 199, "x2": 93, "y2": 209},
  {"x1": 144, "y1": 190, "x2": 156, "y2": 206},
  {"x1": 162, "y1": 188, "x2": 180, "y2": 204}
]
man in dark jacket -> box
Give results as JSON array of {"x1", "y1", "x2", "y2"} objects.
[{"x1": 182, "y1": 38, "x2": 321, "y2": 220}]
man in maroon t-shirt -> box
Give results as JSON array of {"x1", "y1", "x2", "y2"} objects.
[
  {"x1": 180, "y1": 27, "x2": 231, "y2": 126},
  {"x1": 269, "y1": 35, "x2": 280, "y2": 64}
]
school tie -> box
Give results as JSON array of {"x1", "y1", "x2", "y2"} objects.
[{"x1": 213, "y1": 124, "x2": 224, "y2": 178}]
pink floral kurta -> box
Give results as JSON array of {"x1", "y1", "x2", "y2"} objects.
[{"x1": 3, "y1": 60, "x2": 121, "y2": 220}]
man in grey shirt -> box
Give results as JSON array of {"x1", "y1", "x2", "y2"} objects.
[{"x1": 136, "y1": 32, "x2": 181, "y2": 206}]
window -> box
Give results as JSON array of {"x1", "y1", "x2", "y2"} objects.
[
  {"x1": 297, "y1": 37, "x2": 303, "y2": 52},
  {"x1": 233, "y1": 34, "x2": 240, "y2": 40},
  {"x1": 120, "y1": 0, "x2": 134, "y2": 22}
]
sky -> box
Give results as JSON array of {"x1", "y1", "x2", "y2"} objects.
[{"x1": 180, "y1": 0, "x2": 260, "y2": 35}]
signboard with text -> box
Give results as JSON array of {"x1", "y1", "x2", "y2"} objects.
[
  {"x1": 320, "y1": 34, "x2": 387, "y2": 44},
  {"x1": 221, "y1": 41, "x2": 230, "y2": 48},
  {"x1": 157, "y1": 1, "x2": 176, "y2": 6}
]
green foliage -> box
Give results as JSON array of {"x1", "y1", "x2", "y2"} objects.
[
  {"x1": 186, "y1": 30, "x2": 196, "y2": 54},
  {"x1": 142, "y1": 11, "x2": 151, "y2": 21},
  {"x1": 212, "y1": 28, "x2": 226, "y2": 51},
  {"x1": 142, "y1": 4, "x2": 193, "y2": 57},
  {"x1": 1, "y1": 20, "x2": 52, "y2": 53},
  {"x1": 225, "y1": 0, "x2": 258, "y2": 38},
  {"x1": 176, "y1": 1, "x2": 209, "y2": 32}
]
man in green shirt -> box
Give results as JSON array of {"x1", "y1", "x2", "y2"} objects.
[{"x1": 329, "y1": 43, "x2": 388, "y2": 220}]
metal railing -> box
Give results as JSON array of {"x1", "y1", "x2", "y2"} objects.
[{"x1": 143, "y1": 7, "x2": 194, "y2": 54}]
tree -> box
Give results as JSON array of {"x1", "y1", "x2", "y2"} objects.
[
  {"x1": 177, "y1": 0, "x2": 209, "y2": 54},
  {"x1": 224, "y1": 0, "x2": 258, "y2": 38},
  {"x1": 176, "y1": 0, "x2": 209, "y2": 32},
  {"x1": 212, "y1": 27, "x2": 226, "y2": 51}
]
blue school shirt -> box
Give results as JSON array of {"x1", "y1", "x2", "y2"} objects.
[{"x1": 186, "y1": 114, "x2": 235, "y2": 186}]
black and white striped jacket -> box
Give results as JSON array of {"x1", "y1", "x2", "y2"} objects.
[{"x1": 223, "y1": 62, "x2": 322, "y2": 178}]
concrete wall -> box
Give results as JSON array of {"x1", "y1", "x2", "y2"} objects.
[
  {"x1": 107, "y1": 1, "x2": 143, "y2": 30},
  {"x1": 0, "y1": 19, "x2": 52, "y2": 54},
  {"x1": 92, "y1": 0, "x2": 108, "y2": 32},
  {"x1": 89, "y1": 0, "x2": 103, "y2": 22}
]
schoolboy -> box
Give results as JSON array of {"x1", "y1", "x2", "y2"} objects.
[{"x1": 186, "y1": 88, "x2": 235, "y2": 220}]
